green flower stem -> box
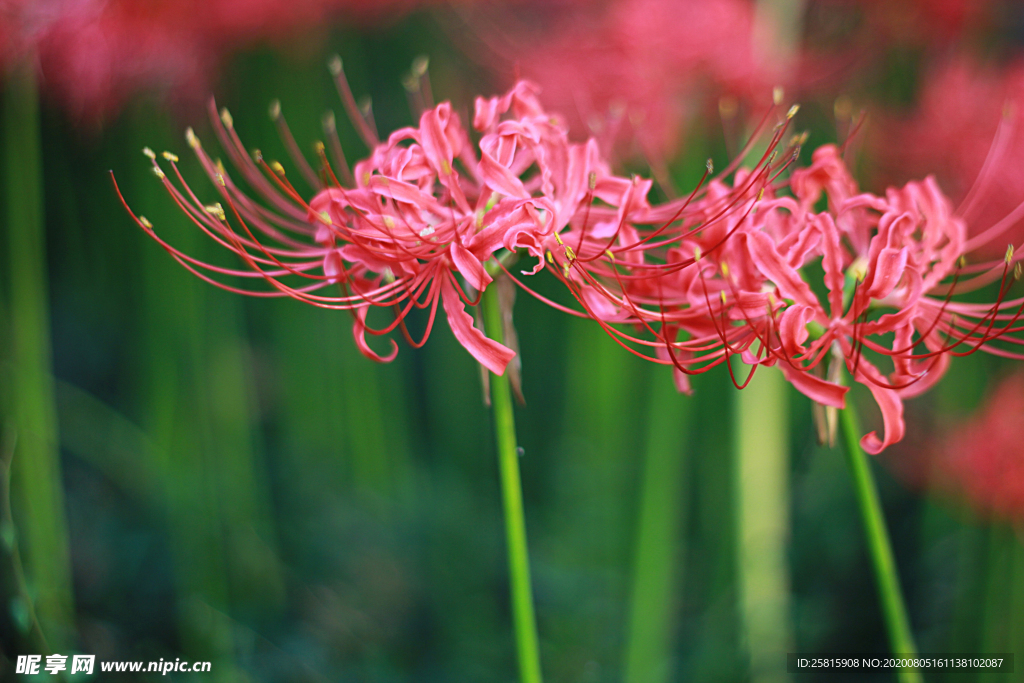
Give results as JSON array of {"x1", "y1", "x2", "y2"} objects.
[
  {"x1": 4, "y1": 61, "x2": 75, "y2": 645},
  {"x1": 623, "y1": 370, "x2": 690, "y2": 683},
  {"x1": 481, "y1": 284, "x2": 543, "y2": 683},
  {"x1": 839, "y1": 396, "x2": 921, "y2": 683},
  {"x1": 735, "y1": 368, "x2": 793, "y2": 683}
]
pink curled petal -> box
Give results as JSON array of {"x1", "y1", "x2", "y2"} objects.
[
  {"x1": 450, "y1": 241, "x2": 492, "y2": 292},
  {"x1": 866, "y1": 247, "x2": 909, "y2": 300},
  {"x1": 741, "y1": 350, "x2": 770, "y2": 366},
  {"x1": 779, "y1": 305, "x2": 813, "y2": 357},
  {"x1": 366, "y1": 175, "x2": 446, "y2": 215},
  {"x1": 655, "y1": 345, "x2": 693, "y2": 395},
  {"x1": 323, "y1": 250, "x2": 344, "y2": 284},
  {"x1": 579, "y1": 284, "x2": 627, "y2": 322},
  {"x1": 419, "y1": 103, "x2": 455, "y2": 174},
  {"x1": 747, "y1": 231, "x2": 820, "y2": 308},
  {"x1": 855, "y1": 361, "x2": 906, "y2": 454},
  {"x1": 353, "y1": 307, "x2": 399, "y2": 363},
  {"x1": 817, "y1": 213, "x2": 846, "y2": 318},
  {"x1": 479, "y1": 149, "x2": 531, "y2": 199},
  {"x1": 440, "y1": 276, "x2": 515, "y2": 375},
  {"x1": 780, "y1": 364, "x2": 848, "y2": 408}
]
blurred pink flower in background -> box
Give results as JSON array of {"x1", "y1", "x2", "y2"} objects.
[
  {"x1": 872, "y1": 56, "x2": 1024, "y2": 260},
  {"x1": 464, "y1": 0, "x2": 790, "y2": 166},
  {"x1": 936, "y1": 371, "x2": 1024, "y2": 522},
  {"x1": 0, "y1": 0, "x2": 425, "y2": 121}
]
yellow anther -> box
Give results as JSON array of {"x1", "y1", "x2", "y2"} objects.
[
  {"x1": 215, "y1": 159, "x2": 226, "y2": 176},
  {"x1": 204, "y1": 203, "x2": 226, "y2": 221},
  {"x1": 185, "y1": 127, "x2": 200, "y2": 149},
  {"x1": 706, "y1": 158, "x2": 713, "y2": 174},
  {"x1": 719, "y1": 95, "x2": 738, "y2": 119},
  {"x1": 383, "y1": 215, "x2": 395, "y2": 229},
  {"x1": 1006, "y1": 244, "x2": 1015, "y2": 264},
  {"x1": 270, "y1": 161, "x2": 286, "y2": 176},
  {"x1": 694, "y1": 245, "x2": 702, "y2": 262},
  {"x1": 359, "y1": 96, "x2": 373, "y2": 117},
  {"x1": 773, "y1": 86, "x2": 784, "y2": 105},
  {"x1": 562, "y1": 262, "x2": 571, "y2": 278},
  {"x1": 142, "y1": 147, "x2": 156, "y2": 160},
  {"x1": 958, "y1": 255, "x2": 967, "y2": 269},
  {"x1": 564, "y1": 245, "x2": 576, "y2": 260},
  {"x1": 440, "y1": 159, "x2": 451, "y2": 175},
  {"x1": 269, "y1": 99, "x2": 281, "y2": 121},
  {"x1": 162, "y1": 151, "x2": 179, "y2": 163},
  {"x1": 720, "y1": 261, "x2": 730, "y2": 278},
  {"x1": 328, "y1": 55, "x2": 343, "y2": 76},
  {"x1": 253, "y1": 149, "x2": 263, "y2": 163},
  {"x1": 588, "y1": 171, "x2": 597, "y2": 190},
  {"x1": 314, "y1": 141, "x2": 325, "y2": 155},
  {"x1": 849, "y1": 256, "x2": 868, "y2": 282},
  {"x1": 786, "y1": 104, "x2": 800, "y2": 119},
  {"x1": 720, "y1": 290, "x2": 727, "y2": 305},
  {"x1": 319, "y1": 211, "x2": 332, "y2": 225},
  {"x1": 834, "y1": 95, "x2": 853, "y2": 121},
  {"x1": 605, "y1": 249, "x2": 615, "y2": 261},
  {"x1": 215, "y1": 173, "x2": 226, "y2": 187},
  {"x1": 412, "y1": 55, "x2": 429, "y2": 77},
  {"x1": 152, "y1": 167, "x2": 165, "y2": 179},
  {"x1": 139, "y1": 216, "x2": 153, "y2": 229},
  {"x1": 554, "y1": 232, "x2": 564, "y2": 245},
  {"x1": 1016, "y1": 262, "x2": 1022, "y2": 281},
  {"x1": 547, "y1": 251, "x2": 554, "y2": 264},
  {"x1": 798, "y1": 131, "x2": 809, "y2": 145},
  {"x1": 475, "y1": 209, "x2": 485, "y2": 228},
  {"x1": 382, "y1": 267, "x2": 395, "y2": 284},
  {"x1": 362, "y1": 171, "x2": 371, "y2": 185},
  {"x1": 757, "y1": 187, "x2": 765, "y2": 201},
  {"x1": 220, "y1": 107, "x2": 233, "y2": 129}
]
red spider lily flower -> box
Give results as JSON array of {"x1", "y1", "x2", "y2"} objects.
[
  {"x1": 115, "y1": 75, "x2": 650, "y2": 375},
  {"x1": 492, "y1": 101, "x2": 803, "y2": 394},
  {"x1": 567, "y1": 141, "x2": 1024, "y2": 453},
  {"x1": 935, "y1": 371, "x2": 1024, "y2": 521}
]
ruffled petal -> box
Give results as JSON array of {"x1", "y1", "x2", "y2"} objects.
[
  {"x1": 450, "y1": 241, "x2": 492, "y2": 292},
  {"x1": 854, "y1": 359, "x2": 906, "y2": 454},
  {"x1": 440, "y1": 276, "x2": 515, "y2": 375},
  {"x1": 779, "y1": 364, "x2": 848, "y2": 408}
]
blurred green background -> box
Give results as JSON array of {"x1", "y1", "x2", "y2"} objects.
[{"x1": 2, "y1": 6, "x2": 1023, "y2": 682}]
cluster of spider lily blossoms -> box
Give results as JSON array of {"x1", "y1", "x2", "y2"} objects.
[{"x1": 118, "y1": 68, "x2": 1024, "y2": 455}]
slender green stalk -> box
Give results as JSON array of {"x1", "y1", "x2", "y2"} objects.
[
  {"x1": 623, "y1": 370, "x2": 691, "y2": 683},
  {"x1": 481, "y1": 284, "x2": 543, "y2": 683},
  {"x1": 735, "y1": 368, "x2": 793, "y2": 683},
  {"x1": 4, "y1": 61, "x2": 75, "y2": 646},
  {"x1": 839, "y1": 399, "x2": 921, "y2": 683}
]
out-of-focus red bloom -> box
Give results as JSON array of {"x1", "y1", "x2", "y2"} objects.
[
  {"x1": 937, "y1": 371, "x2": 1024, "y2": 521},
  {"x1": 808, "y1": 0, "x2": 991, "y2": 45},
  {"x1": 1, "y1": 0, "x2": 424, "y2": 121},
  {"x1": 873, "y1": 57, "x2": 1024, "y2": 261},
  {"x1": 465, "y1": 0, "x2": 787, "y2": 165},
  {"x1": 116, "y1": 76, "x2": 660, "y2": 374}
]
